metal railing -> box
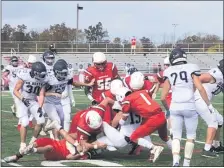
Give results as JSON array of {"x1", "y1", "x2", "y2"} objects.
[{"x1": 1, "y1": 41, "x2": 223, "y2": 53}]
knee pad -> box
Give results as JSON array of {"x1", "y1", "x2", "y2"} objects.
[
  {"x1": 36, "y1": 116, "x2": 45, "y2": 125},
  {"x1": 20, "y1": 116, "x2": 29, "y2": 127}
]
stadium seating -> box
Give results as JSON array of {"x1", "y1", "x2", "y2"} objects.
[{"x1": 1, "y1": 53, "x2": 223, "y2": 72}]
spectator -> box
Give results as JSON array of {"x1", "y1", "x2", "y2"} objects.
[
  {"x1": 131, "y1": 36, "x2": 136, "y2": 55},
  {"x1": 78, "y1": 64, "x2": 85, "y2": 83}
]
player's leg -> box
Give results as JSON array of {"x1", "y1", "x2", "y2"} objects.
[
  {"x1": 212, "y1": 112, "x2": 224, "y2": 153},
  {"x1": 102, "y1": 121, "x2": 127, "y2": 148},
  {"x1": 170, "y1": 110, "x2": 184, "y2": 167},
  {"x1": 16, "y1": 101, "x2": 29, "y2": 153},
  {"x1": 28, "y1": 114, "x2": 34, "y2": 128},
  {"x1": 183, "y1": 110, "x2": 198, "y2": 167},
  {"x1": 28, "y1": 101, "x2": 46, "y2": 144},
  {"x1": 157, "y1": 122, "x2": 172, "y2": 150},
  {"x1": 195, "y1": 98, "x2": 218, "y2": 157},
  {"x1": 43, "y1": 103, "x2": 62, "y2": 140},
  {"x1": 56, "y1": 104, "x2": 65, "y2": 139},
  {"x1": 9, "y1": 87, "x2": 16, "y2": 116},
  {"x1": 62, "y1": 103, "x2": 71, "y2": 132}
]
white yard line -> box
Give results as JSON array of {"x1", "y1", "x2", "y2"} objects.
[{"x1": 1, "y1": 159, "x2": 22, "y2": 167}]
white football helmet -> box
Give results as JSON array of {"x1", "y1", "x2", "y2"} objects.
[
  {"x1": 28, "y1": 55, "x2": 37, "y2": 63},
  {"x1": 130, "y1": 72, "x2": 144, "y2": 90},
  {"x1": 85, "y1": 111, "x2": 102, "y2": 129},
  {"x1": 93, "y1": 52, "x2": 106, "y2": 63},
  {"x1": 93, "y1": 52, "x2": 107, "y2": 71},
  {"x1": 110, "y1": 79, "x2": 124, "y2": 95},
  {"x1": 115, "y1": 87, "x2": 131, "y2": 102}
]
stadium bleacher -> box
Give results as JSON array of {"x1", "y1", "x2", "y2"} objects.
[{"x1": 1, "y1": 53, "x2": 223, "y2": 72}]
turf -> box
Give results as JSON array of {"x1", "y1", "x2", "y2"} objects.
[{"x1": 1, "y1": 90, "x2": 223, "y2": 167}]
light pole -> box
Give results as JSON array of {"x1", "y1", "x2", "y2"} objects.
[
  {"x1": 172, "y1": 23, "x2": 178, "y2": 48},
  {"x1": 76, "y1": 4, "x2": 83, "y2": 52}
]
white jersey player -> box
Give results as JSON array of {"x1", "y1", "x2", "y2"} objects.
[
  {"x1": 78, "y1": 64, "x2": 85, "y2": 83},
  {"x1": 13, "y1": 62, "x2": 47, "y2": 153},
  {"x1": 43, "y1": 59, "x2": 95, "y2": 140},
  {"x1": 60, "y1": 60, "x2": 75, "y2": 132},
  {"x1": 161, "y1": 47, "x2": 213, "y2": 167},
  {"x1": 194, "y1": 59, "x2": 224, "y2": 157},
  {"x1": 2, "y1": 56, "x2": 23, "y2": 115}
]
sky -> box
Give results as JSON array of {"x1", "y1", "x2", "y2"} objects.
[{"x1": 2, "y1": 1, "x2": 223, "y2": 43}]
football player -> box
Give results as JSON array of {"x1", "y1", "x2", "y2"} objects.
[
  {"x1": 161, "y1": 47, "x2": 213, "y2": 166},
  {"x1": 43, "y1": 59, "x2": 94, "y2": 140},
  {"x1": 13, "y1": 62, "x2": 47, "y2": 153},
  {"x1": 2, "y1": 56, "x2": 23, "y2": 116},
  {"x1": 17, "y1": 55, "x2": 37, "y2": 130},
  {"x1": 78, "y1": 64, "x2": 85, "y2": 84},
  {"x1": 156, "y1": 57, "x2": 173, "y2": 137},
  {"x1": 84, "y1": 52, "x2": 119, "y2": 106},
  {"x1": 60, "y1": 60, "x2": 76, "y2": 132},
  {"x1": 195, "y1": 59, "x2": 223, "y2": 157},
  {"x1": 115, "y1": 74, "x2": 172, "y2": 163}
]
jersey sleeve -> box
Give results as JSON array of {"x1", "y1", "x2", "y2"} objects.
[
  {"x1": 91, "y1": 104, "x2": 106, "y2": 116},
  {"x1": 4, "y1": 65, "x2": 11, "y2": 72},
  {"x1": 17, "y1": 69, "x2": 28, "y2": 81},
  {"x1": 121, "y1": 97, "x2": 131, "y2": 114},
  {"x1": 190, "y1": 64, "x2": 201, "y2": 76},
  {"x1": 84, "y1": 68, "x2": 94, "y2": 82},
  {"x1": 163, "y1": 69, "x2": 169, "y2": 81},
  {"x1": 112, "y1": 64, "x2": 119, "y2": 78},
  {"x1": 208, "y1": 68, "x2": 223, "y2": 83}
]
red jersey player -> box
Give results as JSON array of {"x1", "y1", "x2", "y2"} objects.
[
  {"x1": 116, "y1": 73, "x2": 172, "y2": 162},
  {"x1": 99, "y1": 79, "x2": 124, "y2": 124},
  {"x1": 123, "y1": 71, "x2": 157, "y2": 98},
  {"x1": 155, "y1": 57, "x2": 172, "y2": 136},
  {"x1": 84, "y1": 52, "x2": 119, "y2": 105}
]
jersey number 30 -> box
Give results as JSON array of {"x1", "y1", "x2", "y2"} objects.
[
  {"x1": 97, "y1": 77, "x2": 112, "y2": 90},
  {"x1": 26, "y1": 85, "x2": 41, "y2": 94}
]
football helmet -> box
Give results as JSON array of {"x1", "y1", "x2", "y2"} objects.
[
  {"x1": 11, "y1": 56, "x2": 19, "y2": 67},
  {"x1": 92, "y1": 52, "x2": 107, "y2": 71},
  {"x1": 130, "y1": 71, "x2": 145, "y2": 90},
  {"x1": 85, "y1": 111, "x2": 102, "y2": 129},
  {"x1": 163, "y1": 57, "x2": 170, "y2": 69},
  {"x1": 115, "y1": 87, "x2": 132, "y2": 102},
  {"x1": 28, "y1": 55, "x2": 37, "y2": 63},
  {"x1": 42, "y1": 50, "x2": 55, "y2": 66},
  {"x1": 30, "y1": 62, "x2": 47, "y2": 80},
  {"x1": 217, "y1": 59, "x2": 224, "y2": 75},
  {"x1": 169, "y1": 47, "x2": 187, "y2": 65},
  {"x1": 53, "y1": 60, "x2": 68, "y2": 81},
  {"x1": 110, "y1": 79, "x2": 124, "y2": 95}
]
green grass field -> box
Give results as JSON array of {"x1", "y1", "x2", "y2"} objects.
[{"x1": 1, "y1": 90, "x2": 223, "y2": 167}]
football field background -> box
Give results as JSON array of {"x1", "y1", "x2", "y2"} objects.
[{"x1": 1, "y1": 90, "x2": 223, "y2": 167}]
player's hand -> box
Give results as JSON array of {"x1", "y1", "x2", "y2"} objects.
[
  {"x1": 112, "y1": 101, "x2": 122, "y2": 112},
  {"x1": 37, "y1": 107, "x2": 43, "y2": 117},
  {"x1": 61, "y1": 92, "x2": 68, "y2": 99},
  {"x1": 208, "y1": 104, "x2": 215, "y2": 113},
  {"x1": 87, "y1": 78, "x2": 95, "y2": 86},
  {"x1": 22, "y1": 98, "x2": 30, "y2": 107},
  {"x1": 144, "y1": 76, "x2": 149, "y2": 80},
  {"x1": 91, "y1": 100, "x2": 99, "y2": 106}
]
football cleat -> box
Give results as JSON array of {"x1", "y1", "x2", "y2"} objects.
[
  {"x1": 148, "y1": 146, "x2": 164, "y2": 163},
  {"x1": 201, "y1": 149, "x2": 218, "y2": 158},
  {"x1": 211, "y1": 142, "x2": 224, "y2": 154},
  {"x1": 44, "y1": 120, "x2": 60, "y2": 132},
  {"x1": 19, "y1": 143, "x2": 26, "y2": 154},
  {"x1": 3, "y1": 155, "x2": 18, "y2": 163}
]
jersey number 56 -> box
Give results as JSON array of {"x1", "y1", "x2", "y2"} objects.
[{"x1": 97, "y1": 77, "x2": 112, "y2": 90}]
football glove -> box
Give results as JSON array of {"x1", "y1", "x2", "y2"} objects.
[
  {"x1": 22, "y1": 98, "x2": 30, "y2": 107},
  {"x1": 91, "y1": 100, "x2": 99, "y2": 106},
  {"x1": 37, "y1": 107, "x2": 43, "y2": 117}
]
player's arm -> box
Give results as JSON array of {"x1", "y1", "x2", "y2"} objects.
[
  {"x1": 112, "y1": 64, "x2": 120, "y2": 79},
  {"x1": 192, "y1": 74, "x2": 210, "y2": 106},
  {"x1": 199, "y1": 73, "x2": 216, "y2": 84},
  {"x1": 38, "y1": 86, "x2": 46, "y2": 108},
  {"x1": 13, "y1": 79, "x2": 24, "y2": 100},
  {"x1": 161, "y1": 78, "x2": 171, "y2": 112},
  {"x1": 111, "y1": 111, "x2": 123, "y2": 128},
  {"x1": 117, "y1": 100, "x2": 131, "y2": 125}
]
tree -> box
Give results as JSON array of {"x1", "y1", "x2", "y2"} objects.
[
  {"x1": 139, "y1": 37, "x2": 155, "y2": 52},
  {"x1": 1, "y1": 24, "x2": 16, "y2": 41},
  {"x1": 113, "y1": 37, "x2": 121, "y2": 44},
  {"x1": 84, "y1": 22, "x2": 108, "y2": 42}
]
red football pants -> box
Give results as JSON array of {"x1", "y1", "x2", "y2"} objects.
[{"x1": 130, "y1": 112, "x2": 168, "y2": 142}]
